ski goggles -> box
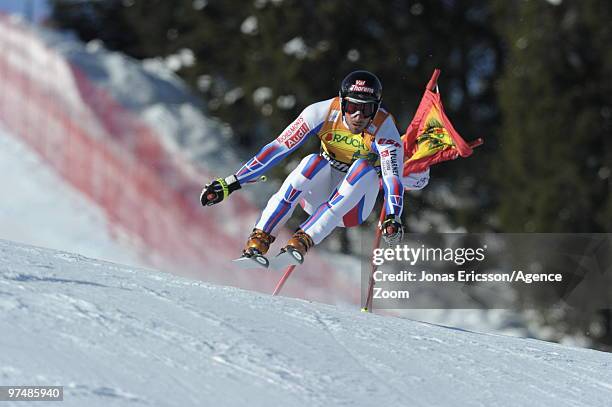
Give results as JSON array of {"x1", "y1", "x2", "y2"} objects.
[{"x1": 342, "y1": 98, "x2": 379, "y2": 118}]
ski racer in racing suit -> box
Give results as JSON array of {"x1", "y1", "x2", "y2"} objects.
[{"x1": 201, "y1": 70, "x2": 429, "y2": 264}]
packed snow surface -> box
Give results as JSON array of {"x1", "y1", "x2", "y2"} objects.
[{"x1": 1, "y1": 239, "x2": 611, "y2": 407}]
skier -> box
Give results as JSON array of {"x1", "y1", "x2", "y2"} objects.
[{"x1": 200, "y1": 70, "x2": 429, "y2": 267}]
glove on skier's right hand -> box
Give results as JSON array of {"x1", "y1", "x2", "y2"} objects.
[
  {"x1": 200, "y1": 175, "x2": 241, "y2": 206},
  {"x1": 381, "y1": 215, "x2": 404, "y2": 246}
]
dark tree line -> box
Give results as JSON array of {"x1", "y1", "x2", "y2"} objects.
[{"x1": 492, "y1": 0, "x2": 612, "y2": 350}]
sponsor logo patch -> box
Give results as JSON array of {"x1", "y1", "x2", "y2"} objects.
[
  {"x1": 322, "y1": 131, "x2": 367, "y2": 151},
  {"x1": 381, "y1": 149, "x2": 398, "y2": 176},
  {"x1": 350, "y1": 80, "x2": 374, "y2": 94},
  {"x1": 277, "y1": 116, "x2": 310, "y2": 147},
  {"x1": 349, "y1": 85, "x2": 374, "y2": 93},
  {"x1": 285, "y1": 132, "x2": 307, "y2": 148},
  {"x1": 377, "y1": 138, "x2": 401, "y2": 148},
  {"x1": 321, "y1": 151, "x2": 351, "y2": 173}
]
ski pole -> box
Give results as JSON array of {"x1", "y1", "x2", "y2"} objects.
[
  {"x1": 272, "y1": 265, "x2": 296, "y2": 296},
  {"x1": 363, "y1": 204, "x2": 387, "y2": 312}
]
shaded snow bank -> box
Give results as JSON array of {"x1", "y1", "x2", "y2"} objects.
[
  {"x1": 40, "y1": 21, "x2": 277, "y2": 200},
  {"x1": 1, "y1": 239, "x2": 611, "y2": 407},
  {"x1": 0, "y1": 124, "x2": 143, "y2": 267}
]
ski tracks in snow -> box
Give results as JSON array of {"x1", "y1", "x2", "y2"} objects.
[{"x1": 310, "y1": 308, "x2": 415, "y2": 406}]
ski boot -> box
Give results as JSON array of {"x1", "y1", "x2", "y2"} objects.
[
  {"x1": 232, "y1": 229, "x2": 275, "y2": 269},
  {"x1": 270, "y1": 229, "x2": 314, "y2": 269}
]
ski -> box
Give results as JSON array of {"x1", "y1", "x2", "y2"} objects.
[
  {"x1": 269, "y1": 247, "x2": 304, "y2": 270},
  {"x1": 232, "y1": 253, "x2": 270, "y2": 270}
]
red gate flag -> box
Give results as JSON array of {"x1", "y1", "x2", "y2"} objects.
[{"x1": 402, "y1": 69, "x2": 483, "y2": 176}]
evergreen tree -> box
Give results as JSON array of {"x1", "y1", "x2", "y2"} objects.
[{"x1": 493, "y1": 0, "x2": 611, "y2": 232}]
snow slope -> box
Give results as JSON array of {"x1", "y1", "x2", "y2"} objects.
[{"x1": 1, "y1": 239, "x2": 611, "y2": 407}]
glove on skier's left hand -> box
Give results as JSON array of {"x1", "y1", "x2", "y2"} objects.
[
  {"x1": 381, "y1": 215, "x2": 404, "y2": 246},
  {"x1": 200, "y1": 175, "x2": 241, "y2": 206}
]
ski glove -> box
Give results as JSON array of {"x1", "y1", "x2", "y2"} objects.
[
  {"x1": 200, "y1": 175, "x2": 241, "y2": 206},
  {"x1": 381, "y1": 215, "x2": 404, "y2": 246}
]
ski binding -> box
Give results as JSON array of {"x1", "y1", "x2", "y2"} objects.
[
  {"x1": 269, "y1": 247, "x2": 304, "y2": 270},
  {"x1": 232, "y1": 253, "x2": 270, "y2": 269}
]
